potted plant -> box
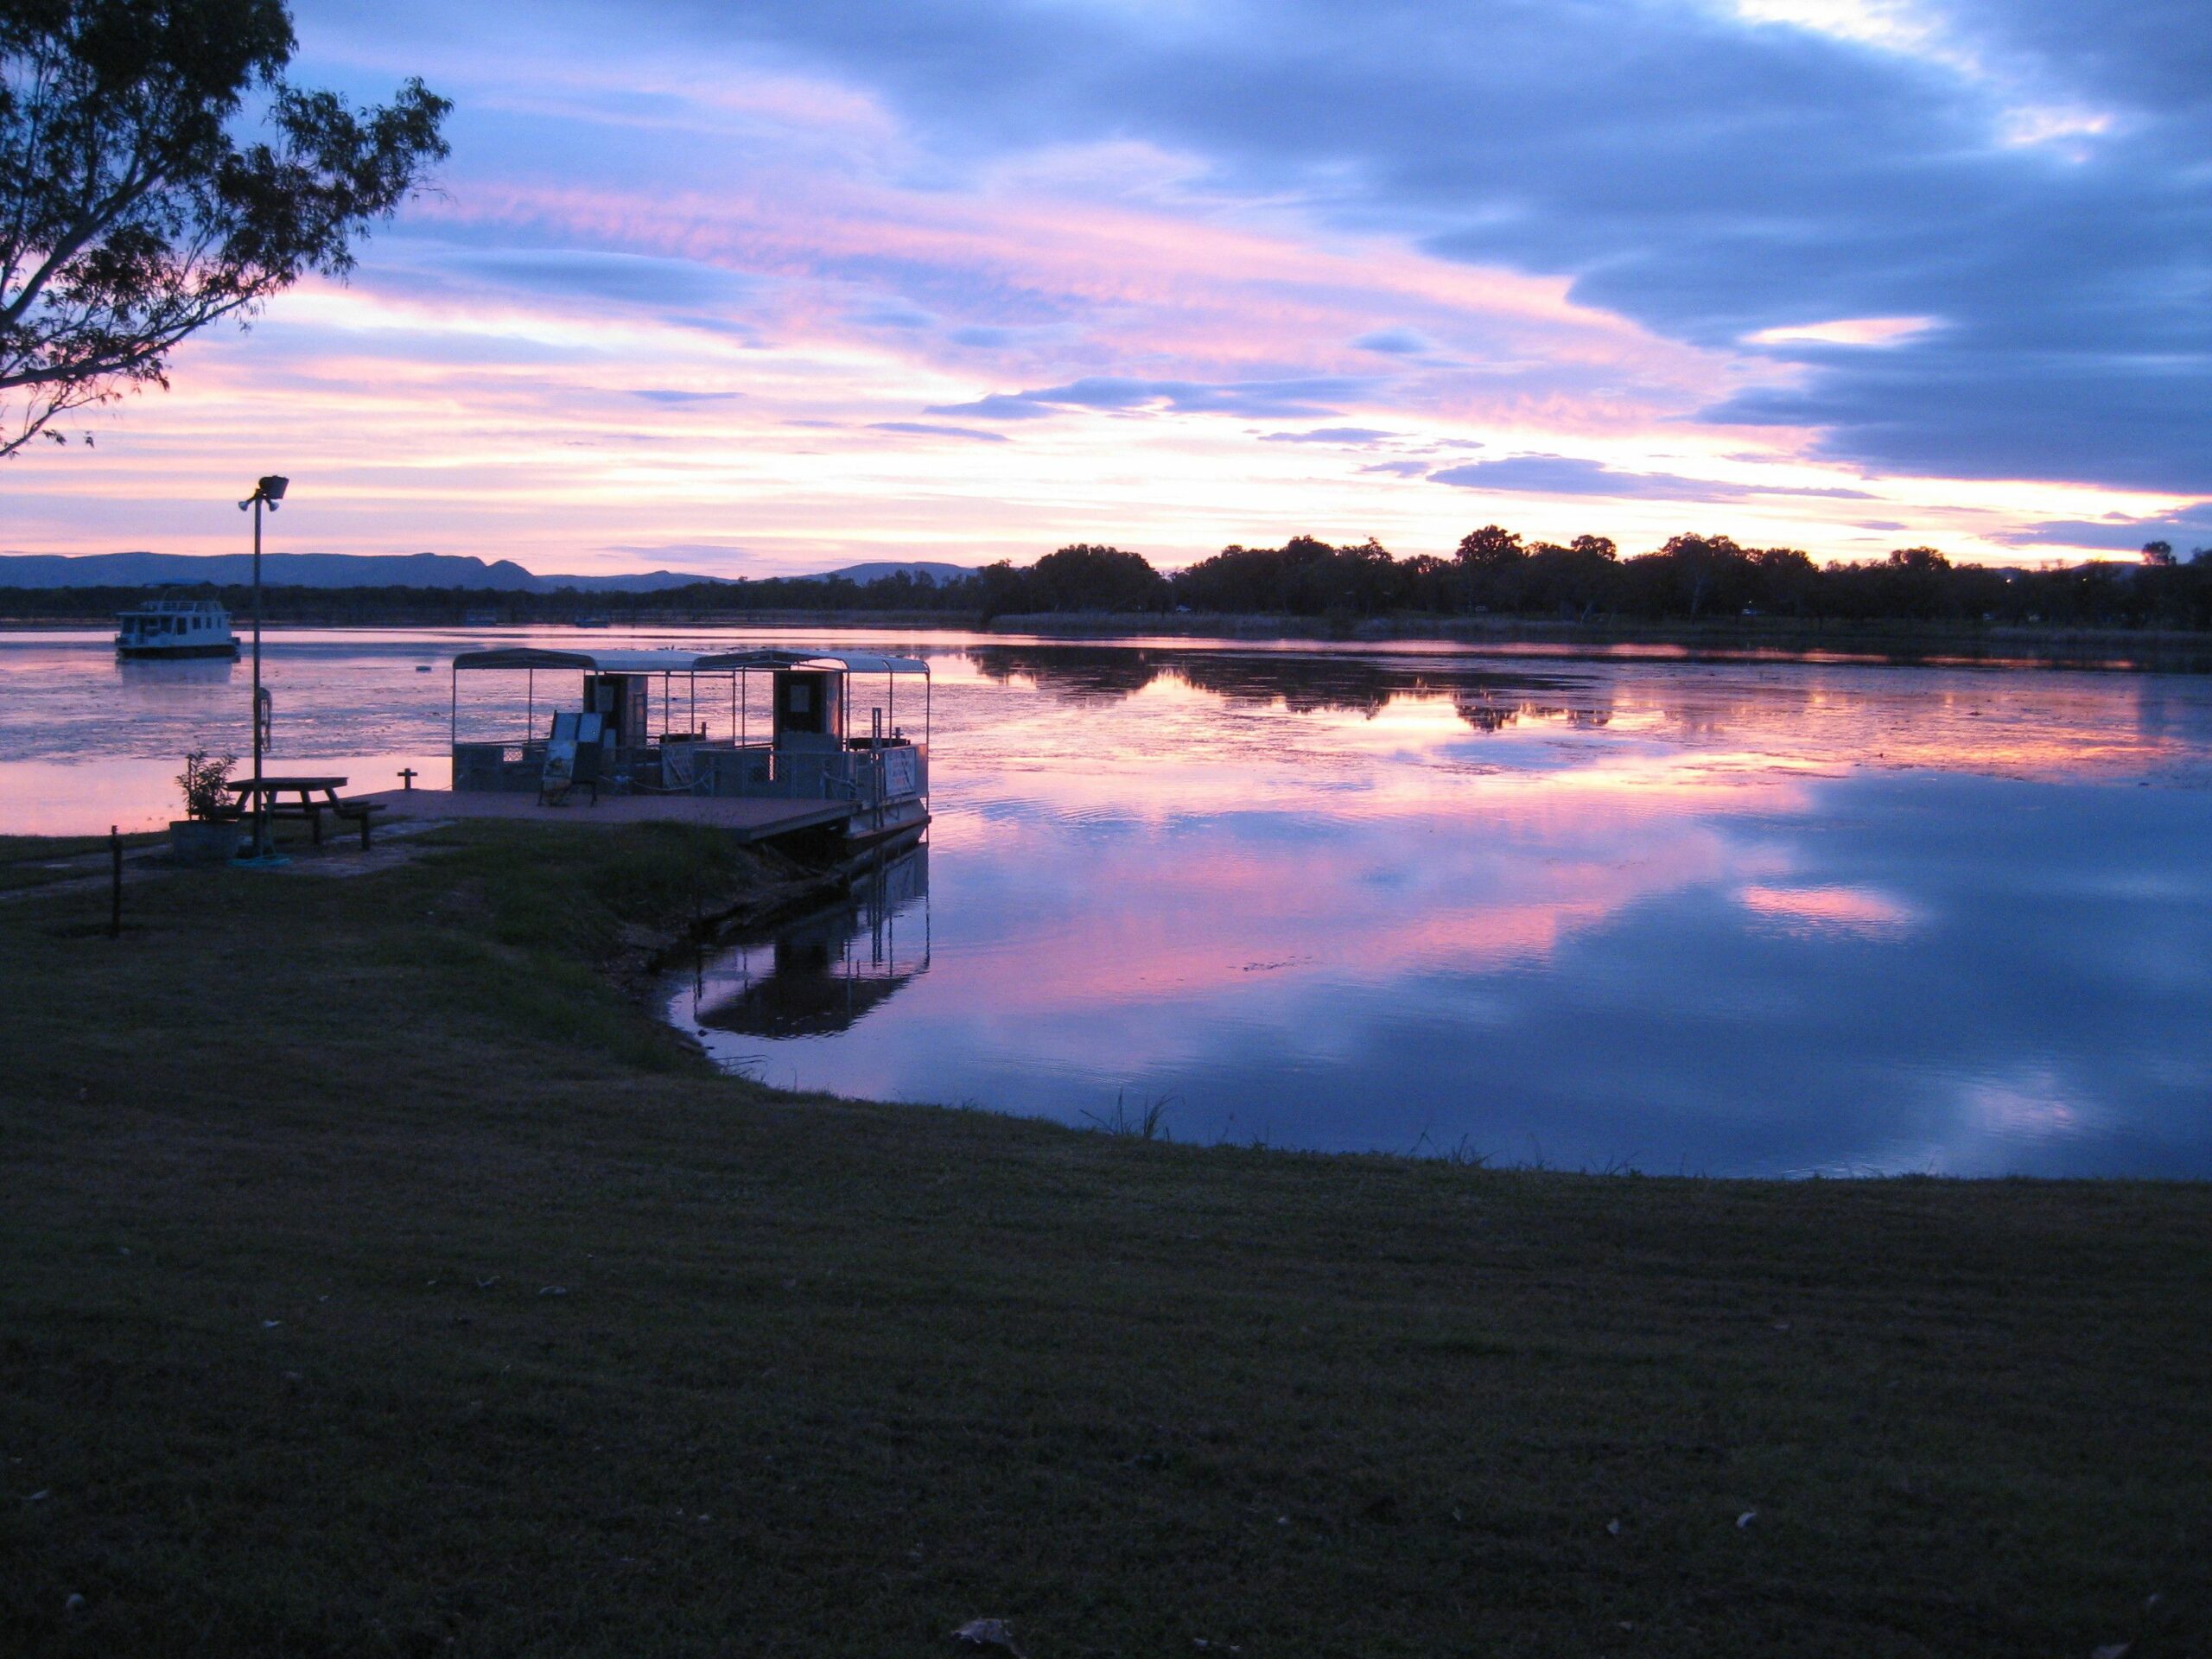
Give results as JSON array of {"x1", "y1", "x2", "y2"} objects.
[{"x1": 169, "y1": 749, "x2": 240, "y2": 864}]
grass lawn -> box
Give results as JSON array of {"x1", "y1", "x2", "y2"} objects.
[
  {"x1": 1, "y1": 823, "x2": 2205, "y2": 1657},
  {"x1": 0, "y1": 832, "x2": 165, "y2": 893}
]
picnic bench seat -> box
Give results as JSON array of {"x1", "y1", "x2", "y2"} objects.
[{"x1": 331, "y1": 798, "x2": 388, "y2": 849}]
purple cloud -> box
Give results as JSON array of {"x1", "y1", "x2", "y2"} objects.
[
  {"x1": 869, "y1": 421, "x2": 1013, "y2": 442},
  {"x1": 1429, "y1": 454, "x2": 1872, "y2": 501},
  {"x1": 1262, "y1": 427, "x2": 1395, "y2": 445},
  {"x1": 1351, "y1": 327, "x2": 1436, "y2": 356},
  {"x1": 2001, "y1": 508, "x2": 2212, "y2": 552},
  {"x1": 930, "y1": 375, "x2": 1375, "y2": 422}
]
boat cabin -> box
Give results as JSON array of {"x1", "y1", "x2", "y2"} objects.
[
  {"x1": 446, "y1": 646, "x2": 930, "y2": 836},
  {"x1": 115, "y1": 599, "x2": 238, "y2": 659}
]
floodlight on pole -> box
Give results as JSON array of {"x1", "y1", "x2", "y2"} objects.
[{"x1": 235, "y1": 475, "x2": 290, "y2": 861}]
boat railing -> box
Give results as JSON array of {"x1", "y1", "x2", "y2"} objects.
[
  {"x1": 452, "y1": 741, "x2": 548, "y2": 792},
  {"x1": 451, "y1": 738, "x2": 927, "y2": 804},
  {"x1": 678, "y1": 741, "x2": 925, "y2": 804}
]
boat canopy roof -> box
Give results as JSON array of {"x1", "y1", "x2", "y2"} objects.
[
  {"x1": 450, "y1": 645, "x2": 928, "y2": 675},
  {"x1": 709, "y1": 649, "x2": 930, "y2": 676},
  {"x1": 453, "y1": 647, "x2": 726, "y2": 674}
]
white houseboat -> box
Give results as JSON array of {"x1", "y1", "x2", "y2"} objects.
[
  {"x1": 114, "y1": 599, "x2": 239, "y2": 659},
  {"x1": 445, "y1": 645, "x2": 931, "y2": 849}
]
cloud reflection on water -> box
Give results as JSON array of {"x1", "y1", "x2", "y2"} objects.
[{"x1": 696, "y1": 644, "x2": 2212, "y2": 1176}]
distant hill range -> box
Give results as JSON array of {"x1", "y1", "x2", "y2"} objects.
[
  {"x1": 0, "y1": 551, "x2": 975, "y2": 591},
  {"x1": 817, "y1": 561, "x2": 970, "y2": 586}
]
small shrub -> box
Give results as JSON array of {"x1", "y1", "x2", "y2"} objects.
[
  {"x1": 1084, "y1": 1090, "x2": 1175, "y2": 1141},
  {"x1": 176, "y1": 749, "x2": 237, "y2": 820}
]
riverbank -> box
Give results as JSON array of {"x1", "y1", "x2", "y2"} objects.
[
  {"x1": 982, "y1": 611, "x2": 2212, "y2": 669},
  {"x1": 2, "y1": 823, "x2": 2207, "y2": 1656},
  {"x1": 9, "y1": 609, "x2": 2212, "y2": 671}
]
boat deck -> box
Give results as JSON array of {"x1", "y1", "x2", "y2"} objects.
[{"x1": 355, "y1": 788, "x2": 855, "y2": 843}]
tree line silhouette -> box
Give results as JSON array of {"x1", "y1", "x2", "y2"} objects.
[
  {"x1": 8, "y1": 528, "x2": 2209, "y2": 630},
  {"x1": 971, "y1": 531, "x2": 2212, "y2": 630}
]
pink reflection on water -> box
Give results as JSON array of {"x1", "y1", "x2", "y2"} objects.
[
  {"x1": 1738, "y1": 884, "x2": 1921, "y2": 938},
  {"x1": 926, "y1": 733, "x2": 1820, "y2": 1015}
]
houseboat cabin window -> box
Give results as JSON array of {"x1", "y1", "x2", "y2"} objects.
[
  {"x1": 582, "y1": 673, "x2": 652, "y2": 747},
  {"x1": 775, "y1": 671, "x2": 839, "y2": 740}
]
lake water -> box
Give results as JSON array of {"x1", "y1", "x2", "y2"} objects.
[{"x1": 8, "y1": 626, "x2": 2210, "y2": 1177}]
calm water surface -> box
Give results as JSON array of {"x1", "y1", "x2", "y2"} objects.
[{"x1": 7, "y1": 626, "x2": 2209, "y2": 1176}]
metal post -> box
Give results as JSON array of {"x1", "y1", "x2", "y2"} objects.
[
  {"x1": 872, "y1": 858, "x2": 886, "y2": 965},
  {"x1": 234, "y1": 475, "x2": 287, "y2": 861},
  {"x1": 251, "y1": 493, "x2": 265, "y2": 857},
  {"x1": 109, "y1": 825, "x2": 122, "y2": 938}
]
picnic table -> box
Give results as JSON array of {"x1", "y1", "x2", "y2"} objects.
[{"x1": 224, "y1": 776, "x2": 386, "y2": 849}]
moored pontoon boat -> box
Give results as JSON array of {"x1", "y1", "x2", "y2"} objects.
[{"x1": 445, "y1": 646, "x2": 931, "y2": 849}]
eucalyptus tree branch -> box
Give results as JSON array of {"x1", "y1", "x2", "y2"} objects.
[{"x1": 0, "y1": 0, "x2": 448, "y2": 460}]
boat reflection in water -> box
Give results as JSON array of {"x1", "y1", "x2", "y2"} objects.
[
  {"x1": 685, "y1": 846, "x2": 930, "y2": 1039},
  {"x1": 114, "y1": 654, "x2": 238, "y2": 688}
]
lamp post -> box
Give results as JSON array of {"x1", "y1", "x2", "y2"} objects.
[{"x1": 238, "y1": 474, "x2": 288, "y2": 860}]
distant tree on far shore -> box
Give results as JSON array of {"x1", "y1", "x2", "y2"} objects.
[
  {"x1": 1453, "y1": 524, "x2": 1526, "y2": 568},
  {"x1": 0, "y1": 0, "x2": 449, "y2": 459},
  {"x1": 1027, "y1": 544, "x2": 1170, "y2": 613}
]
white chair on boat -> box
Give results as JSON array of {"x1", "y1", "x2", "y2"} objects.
[{"x1": 539, "y1": 711, "x2": 605, "y2": 805}]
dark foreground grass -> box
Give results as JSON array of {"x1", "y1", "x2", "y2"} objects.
[
  {"x1": 1, "y1": 824, "x2": 2207, "y2": 1657},
  {"x1": 0, "y1": 833, "x2": 164, "y2": 893}
]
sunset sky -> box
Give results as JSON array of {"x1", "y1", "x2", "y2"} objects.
[{"x1": 8, "y1": 0, "x2": 2209, "y2": 577}]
